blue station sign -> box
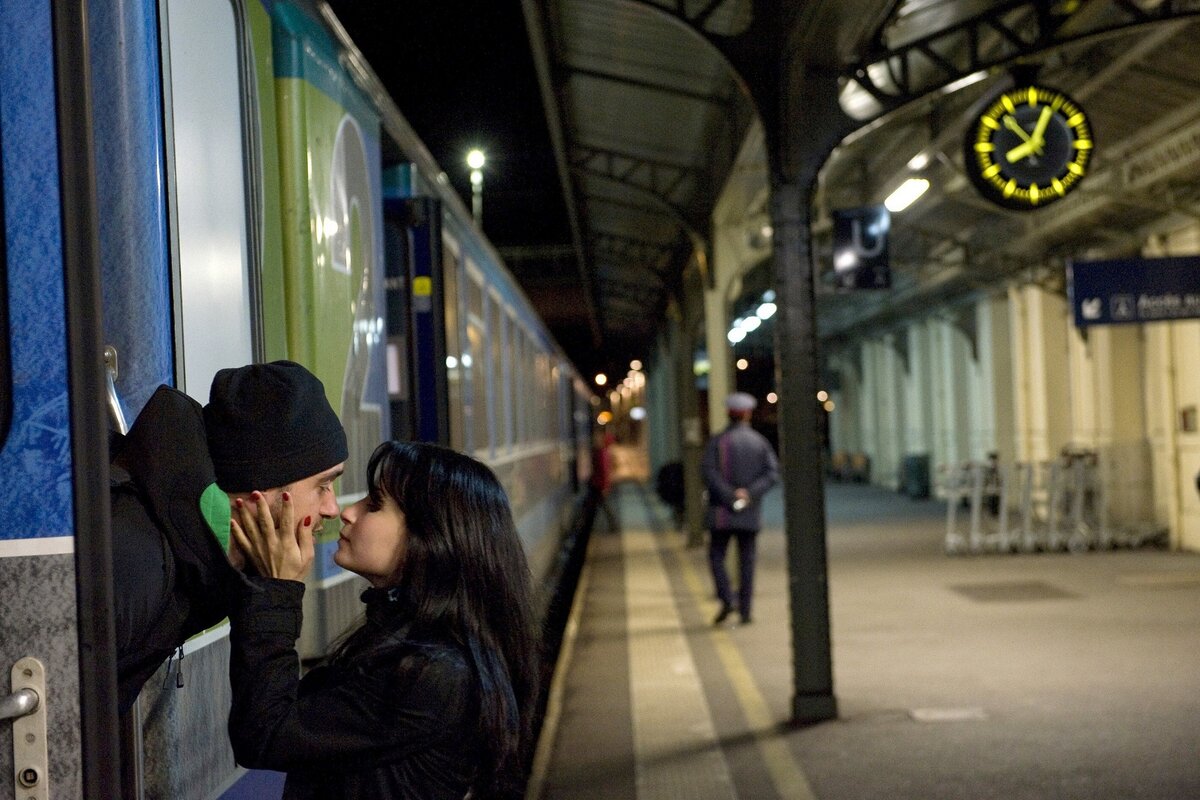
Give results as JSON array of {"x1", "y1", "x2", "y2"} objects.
[{"x1": 1067, "y1": 255, "x2": 1200, "y2": 328}]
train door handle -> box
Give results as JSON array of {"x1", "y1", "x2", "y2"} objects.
[
  {"x1": 8, "y1": 657, "x2": 49, "y2": 799},
  {"x1": 104, "y1": 344, "x2": 130, "y2": 435}
]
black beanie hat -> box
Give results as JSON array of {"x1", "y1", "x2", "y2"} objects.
[{"x1": 203, "y1": 361, "x2": 349, "y2": 492}]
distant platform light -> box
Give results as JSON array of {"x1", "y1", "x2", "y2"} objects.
[
  {"x1": 727, "y1": 328, "x2": 746, "y2": 344},
  {"x1": 597, "y1": 411, "x2": 613, "y2": 425},
  {"x1": 736, "y1": 358, "x2": 749, "y2": 370},
  {"x1": 594, "y1": 373, "x2": 608, "y2": 387},
  {"x1": 630, "y1": 406, "x2": 647, "y2": 421},
  {"x1": 767, "y1": 392, "x2": 778, "y2": 404},
  {"x1": 823, "y1": 399, "x2": 835, "y2": 412},
  {"x1": 630, "y1": 359, "x2": 642, "y2": 371},
  {"x1": 907, "y1": 151, "x2": 930, "y2": 171},
  {"x1": 466, "y1": 148, "x2": 486, "y2": 170},
  {"x1": 461, "y1": 354, "x2": 473, "y2": 368},
  {"x1": 817, "y1": 390, "x2": 829, "y2": 402},
  {"x1": 446, "y1": 355, "x2": 459, "y2": 369},
  {"x1": 741, "y1": 316, "x2": 761, "y2": 332},
  {"x1": 756, "y1": 302, "x2": 777, "y2": 320},
  {"x1": 762, "y1": 289, "x2": 776, "y2": 302}
]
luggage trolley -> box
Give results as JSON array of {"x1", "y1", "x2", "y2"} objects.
[{"x1": 944, "y1": 460, "x2": 1014, "y2": 554}]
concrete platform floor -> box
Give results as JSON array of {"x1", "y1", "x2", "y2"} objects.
[{"x1": 531, "y1": 478, "x2": 1200, "y2": 800}]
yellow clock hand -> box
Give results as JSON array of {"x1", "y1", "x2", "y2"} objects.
[
  {"x1": 1006, "y1": 141, "x2": 1035, "y2": 163},
  {"x1": 1029, "y1": 106, "x2": 1052, "y2": 150},
  {"x1": 1003, "y1": 115, "x2": 1033, "y2": 143},
  {"x1": 1004, "y1": 106, "x2": 1054, "y2": 162}
]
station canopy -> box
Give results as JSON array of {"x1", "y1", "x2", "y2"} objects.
[{"x1": 520, "y1": 0, "x2": 1200, "y2": 371}]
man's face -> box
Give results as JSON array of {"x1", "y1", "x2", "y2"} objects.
[{"x1": 263, "y1": 463, "x2": 346, "y2": 534}]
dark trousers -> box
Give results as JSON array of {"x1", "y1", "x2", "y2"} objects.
[
  {"x1": 585, "y1": 485, "x2": 620, "y2": 533},
  {"x1": 708, "y1": 527, "x2": 759, "y2": 617}
]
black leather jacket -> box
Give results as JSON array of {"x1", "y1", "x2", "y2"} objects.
[{"x1": 228, "y1": 579, "x2": 482, "y2": 799}]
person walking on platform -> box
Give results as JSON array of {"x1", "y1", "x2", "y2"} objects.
[
  {"x1": 586, "y1": 428, "x2": 620, "y2": 533},
  {"x1": 227, "y1": 440, "x2": 539, "y2": 800},
  {"x1": 702, "y1": 392, "x2": 779, "y2": 626}
]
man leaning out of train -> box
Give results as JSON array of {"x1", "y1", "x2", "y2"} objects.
[
  {"x1": 111, "y1": 360, "x2": 347, "y2": 713},
  {"x1": 227, "y1": 439, "x2": 541, "y2": 800}
]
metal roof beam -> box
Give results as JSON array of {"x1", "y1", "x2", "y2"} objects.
[
  {"x1": 591, "y1": 231, "x2": 676, "y2": 264},
  {"x1": 847, "y1": 0, "x2": 1200, "y2": 120},
  {"x1": 572, "y1": 144, "x2": 709, "y2": 198},
  {"x1": 565, "y1": 63, "x2": 732, "y2": 108},
  {"x1": 520, "y1": 0, "x2": 604, "y2": 347}
]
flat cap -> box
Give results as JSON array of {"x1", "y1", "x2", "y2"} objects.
[{"x1": 726, "y1": 392, "x2": 757, "y2": 412}]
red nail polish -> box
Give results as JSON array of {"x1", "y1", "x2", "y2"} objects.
[
  {"x1": 303, "y1": 516, "x2": 312, "y2": 527},
  {"x1": 282, "y1": 491, "x2": 290, "y2": 502},
  {"x1": 235, "y1": 498, "x2": 243, "y2": 508}
]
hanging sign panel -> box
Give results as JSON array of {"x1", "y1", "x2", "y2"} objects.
[
  {"x1": 1068, "y1": 255, "x2": 1200, "y2": 327},
  {"x1": 829, "y1": 205, "x2": 891, "y2": 290}
]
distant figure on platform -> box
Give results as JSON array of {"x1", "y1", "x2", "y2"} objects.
[
  {"x1": 587, "y1": 429, "x2": 620, "y2": 533},
  {"x1": 702, "y1": 392, "x2": 779, "y2": 626}
]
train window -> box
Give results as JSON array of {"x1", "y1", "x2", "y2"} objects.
[
  {"x1": 493, "y1": 298, "x2": 511, "y2": 454},
  {"x1": 514, "y1": 326, "x2": 528, "y2": 446},
  {"x1": 504, "y1": 310, "x2": 517, "y2": 451},
  {"x1": 160, "y1": 0, "x2": 258, "y2": 399},
  {"x1": 442, "y1": 239, "x2": 464, "y2": 451},
  {"x1": 465, "y1": 263, "x2": 487, "y2": 455},
  {"x1": 482, "y1": 292, "x2": 498, "y2": 457}
]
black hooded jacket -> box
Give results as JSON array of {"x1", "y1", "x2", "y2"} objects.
[{"x1": 111, "y1": 384, "x2": 248, "y2": 712}]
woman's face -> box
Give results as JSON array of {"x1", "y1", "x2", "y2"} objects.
[{"x1": 335, "y1": 493, "x2": 408, "y2": 587}]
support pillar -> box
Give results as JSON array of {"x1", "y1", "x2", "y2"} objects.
[{"x1": 770, "y1": 180, "x2": 836, "y2": 723}]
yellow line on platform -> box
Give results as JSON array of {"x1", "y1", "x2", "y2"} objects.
[
  {"x1": 526, "y1": 550, "x2": 592, "y2": 800},
  {"x1": 667, "y1": 534, "x2": 819, "y2": 800}
]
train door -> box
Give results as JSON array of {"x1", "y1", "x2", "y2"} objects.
[
  {"x1": 1, "y1": 1, "x2": 121, "y2": 796},
  {"x1": 383, "y1": 193, "x2": 450, "y2": 444}
]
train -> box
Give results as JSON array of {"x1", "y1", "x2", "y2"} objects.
[{"x1": 0, "y1": 0, "x2": 592, "y2": 796}]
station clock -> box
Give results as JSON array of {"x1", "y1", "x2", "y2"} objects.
[{"x1": 964, "y1": 83, "x2": 1093, "y2": 211}]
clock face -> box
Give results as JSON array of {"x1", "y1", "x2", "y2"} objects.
[{"x1": 965, "y1": 84, "x2": 1093, "y2": 210}]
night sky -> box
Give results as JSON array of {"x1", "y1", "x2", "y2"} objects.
[{"x1": 323, "y1": 1, "x2": 569, "y2": 249}]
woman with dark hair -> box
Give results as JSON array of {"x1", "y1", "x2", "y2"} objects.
[{"x1": 227, "y1": 440, "x2": 539, "y2": 799}]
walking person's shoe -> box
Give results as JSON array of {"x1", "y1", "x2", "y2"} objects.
[{"x1": 713, "y1": 603, "x2": 734, "y2": 625}]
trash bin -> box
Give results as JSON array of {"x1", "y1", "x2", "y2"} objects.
[{"x1": 902, "y1": 454, "x2": 930, "y2": 499}]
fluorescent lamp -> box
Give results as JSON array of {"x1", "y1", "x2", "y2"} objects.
[{"x1": 884, "y1": 178, "x2": 930, "y2": 212}]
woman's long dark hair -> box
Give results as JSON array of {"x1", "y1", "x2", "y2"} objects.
[{"x1": 333, "y1": 441, "x2": 539, "y2": 798}]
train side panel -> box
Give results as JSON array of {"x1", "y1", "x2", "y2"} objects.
[
  {"x1": 270, "y1": 1, "x2": 387, "y2": 656},
  {"x1": 0, "y1": 1, "x2": 85, "y2": 795}
]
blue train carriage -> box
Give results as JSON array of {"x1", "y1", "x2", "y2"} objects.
[{"x1": 0, "y1": 0, "x2": 586, "y2": 795}]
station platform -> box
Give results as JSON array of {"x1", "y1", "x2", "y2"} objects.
[{"x1": 529, "y1": 469, "x2": 1200, "y2": 799}]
